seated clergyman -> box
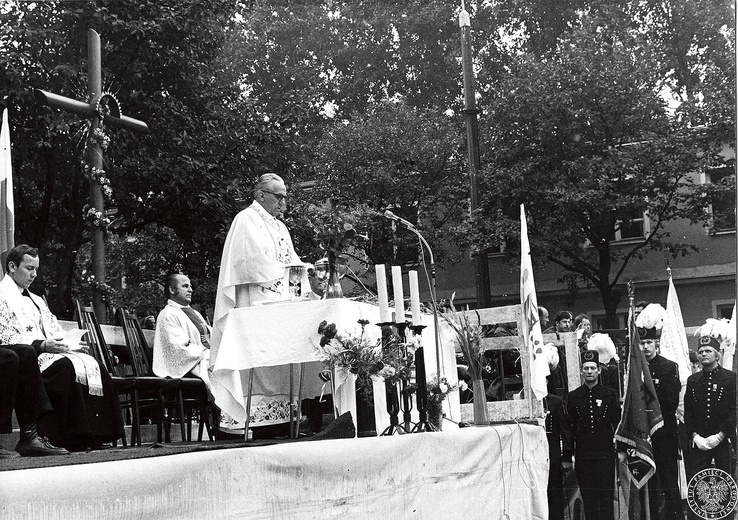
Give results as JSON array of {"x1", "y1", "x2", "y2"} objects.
[
  {"x1": 0, "y1": 244, "x2": 123, "y2": 453},
  {"x1": 153, "y1": 273, "x2": 212, "y2": 394}
]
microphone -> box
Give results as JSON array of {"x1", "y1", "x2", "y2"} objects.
[{"x1": 383, "y1": 210, "x2": 415, "y2": 229}]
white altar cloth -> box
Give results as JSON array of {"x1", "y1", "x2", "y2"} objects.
[
  {"x1": 0, "y1": 424, "x2": 549, "y2": 520},
  {"x1": 211, "y1": 298, "x2": 461, "y2": 432}
]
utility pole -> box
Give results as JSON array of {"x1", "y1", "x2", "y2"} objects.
[{"x1": 459, "y1": 2, "x2": 491, "y2": 308}]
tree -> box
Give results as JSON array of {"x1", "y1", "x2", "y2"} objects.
[
  {"x1": 289, "y1": 102, "x2": 468, "y2": 274},
  {"x1": 0, "y1": 0, "x2": 289, "y2": 317},
  {"x1": 470, "y1": 9, "x2": 724, "y2": 324}
]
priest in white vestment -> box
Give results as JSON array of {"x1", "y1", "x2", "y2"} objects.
[
  {"x1": 211, "y1": 173, "x2": 308, "y2": 436},
  {"x1": 0, "y1": 244, "x2": 122, "y2": 451},
  {"x1": 153, "y1": 273, "x2": 212, "y2": 394}
]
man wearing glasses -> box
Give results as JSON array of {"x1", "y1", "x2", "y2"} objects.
[{"x1": 210, "y1": 173, "x2": 305, "y2": 439}]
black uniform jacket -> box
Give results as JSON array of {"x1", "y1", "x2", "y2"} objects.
[
  {"x1": 566, "y1": 383, "x2": 621, "y2": 461},
  {"x1": 685, "y1": 365, "x2": 736, "y2": 441},
  {"x1": 544, "y1": 394, "x2": 574, "y2": 465},
  {"x1": 648, "y1": 354, "x2": 681, "y2": 437}
]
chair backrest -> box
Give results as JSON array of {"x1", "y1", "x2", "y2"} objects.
[
  {"x1": 475, "y1": 304, "x2": 545, "y2": 421},
  {"x1": 74, "y1": 300, "x2": 117, "y2": 375},
  {"x1": 117, "y1": 307, "x2": 154, "y2": 377}
]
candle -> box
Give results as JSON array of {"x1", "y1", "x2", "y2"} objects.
[
  {"x1": 391, "y1": 265, "x2": 405, "y2": 323},
  {"x1": 375, "y1": 264, "x2": 391, "y2": 323},
  {"x1": 408, "y1": 270, "x2": 421, "y2": 325}
]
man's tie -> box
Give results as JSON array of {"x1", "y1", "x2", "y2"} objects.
[
  {"x1": 181, "y1": 306, "x2": 207, "y2": 335},
  {"x1": 22, "y1": 289, "x2": 40, "y2": 310}
]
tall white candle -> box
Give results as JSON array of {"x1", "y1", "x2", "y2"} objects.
[
  {"x1": 375, "y1": 264, "x2": 391, "y2": 323},
  {"x1": 391, "y1": 265, "x2": 405, "y2": 323},
  {"x1": 408, "y1": 270, "x2": 421, "y2": 325}
]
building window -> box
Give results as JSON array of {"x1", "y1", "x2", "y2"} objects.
[
  {"x1": 705, "y1": 166, "x2": 736, "y2": 233},
  {"x1": 615, "y1": 210, "x2": 650, "y2": 241},
  {"x1": 715, "y1": 302, "x2": 734, "y2": 320},
  {"x1": 591, "y1": 313, "x2": 627, "y2": 330}
]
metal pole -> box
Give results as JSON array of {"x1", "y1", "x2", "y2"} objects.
[
  {"x1": 87, "y1": 29, "x2": 107, "y2": 323},
  {"x1": 459, "y1": 4, "x2": 491, "y2": 308},
  {"x1": 734, "y1": 0, "x2": 738, "y2": 487}
]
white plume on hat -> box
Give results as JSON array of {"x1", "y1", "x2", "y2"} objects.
[
  {"x1": 635, "y1": 303, "x2": 665, "y2": 330},
  {"x1": 544, "y1": 343, "x2": 559, "y2": 370},
  {"x1": 694, "y1": 318, "x2": 732, "y2": 344},
  {"x1": 588, "y1": 333, "x2": 618, "y2": 364}
]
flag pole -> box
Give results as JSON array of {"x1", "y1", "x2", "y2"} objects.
[{"x1": 0, "y1": 107, "x2": 15, "y2": 274}]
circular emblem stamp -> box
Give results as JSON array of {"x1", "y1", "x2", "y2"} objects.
[{"x1": 688, "y1": 468, "x2": 738, "y2": 519}]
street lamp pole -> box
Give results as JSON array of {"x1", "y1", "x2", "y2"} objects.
[{"x1": 459, "y1": 3, "x2": 491, "y2": 308}]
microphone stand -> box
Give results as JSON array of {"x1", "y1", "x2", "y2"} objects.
[{"x1": 387, "y1": 219, "x2": 444, "y2": 417}]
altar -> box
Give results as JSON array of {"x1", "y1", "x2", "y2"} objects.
[
  {"x1": 211, "y1": 298, "x2": 461, "y2": 434},
  {"x1": 0, "y1": 424, "x2": 549, "y2": 520}
]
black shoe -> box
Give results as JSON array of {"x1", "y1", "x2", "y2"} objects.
[
  {"x1": 0, "y1": 445, "x2": 20, "y2": 459},
  {"x1": 16, "y1": 435, "x2": 69, "y2": 457}
]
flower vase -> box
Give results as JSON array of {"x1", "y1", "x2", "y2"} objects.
[
  {"x1": 324, "y1": 252, "x2": 344, "y2": 299},
  {"x1": 427, "y1": 401, "x2": 443, "y2": 431},
  {"x1": 355, "y1": 381, "x2": 376, "y2": 437},
  {"x1": 472, "y1": 379, "x2": 489, "y2": 425}
]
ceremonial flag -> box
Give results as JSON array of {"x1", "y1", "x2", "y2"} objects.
[
  {"x1": 0, "y1": 108, "x2": 14, "y2": 274},
  {"x1": 615, "y1": 306, "x2": 663, "y2": 489},
  {"x1": 519, "y1": 204, "x2": 549, "y2": 400},
  {"x1": 660, "y1": 269, "x2": 691, "y2": 421}
]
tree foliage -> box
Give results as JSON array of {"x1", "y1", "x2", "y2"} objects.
[{"x1": 471, "y1": 7, "x2": 731, "y2": 322}]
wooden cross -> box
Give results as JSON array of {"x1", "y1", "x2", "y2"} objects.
[{"x1": 35, "y1": 29, "x2": 148, "y2": 323}]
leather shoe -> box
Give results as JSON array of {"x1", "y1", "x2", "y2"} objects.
[
  {"x1": 0, "y1": 445, "x2": 20, "y2": 459},
  {"x1": 16, "y1": 436, "x2": 69, "y2": 457}
]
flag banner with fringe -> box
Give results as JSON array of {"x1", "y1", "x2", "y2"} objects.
[{"x1": 615, "y1": 310, "x2": 663, "y2": 489}]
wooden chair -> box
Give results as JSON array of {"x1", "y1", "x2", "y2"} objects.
[
  {"x1": 72, "y1": 300, "x2": 132, "y2": 447},
  {"x1": 75, "y1": 301, "x2": 185, "y2": 445},
  {"x1": 117, "y1": 308, "x2": 212, "y2": 442}
]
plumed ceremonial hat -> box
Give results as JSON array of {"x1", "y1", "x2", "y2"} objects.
[
  {"x1": 694, "y1": 318, "x2": 731, "y2": 353},
  {"x1": 580, "y1": 350, "x2": 598, "y2": 366},
  {"x1": 587, "y1": 333, "x2": 618, "y2": 364},
  {"x1": 635, "y1": 303, "x2": 665, "y2": 340}
]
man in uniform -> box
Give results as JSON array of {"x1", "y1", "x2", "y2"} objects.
[
  {"x1": 567, "y1": 350, "x2": 621, "y2": 520},
  {"x1": 636, "y1": 303, "x2": 683, "y2": 519},
  {"x1": 684, "y1": 325, "x2": 736, "y2": 477}
]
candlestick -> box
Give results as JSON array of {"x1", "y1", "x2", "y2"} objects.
[
  {"x1": 375, "y1": 264, "x2": 391, "y2": 323},
  {"x1": 408, "y1": 270, "x2": 421, "y2": 325},
  {"x1": 391, "y1": 265, "x2": 404, "y2": 323}
]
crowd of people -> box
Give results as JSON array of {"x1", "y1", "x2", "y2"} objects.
[{"x1": 543, "y1": 302, "x2": 736, "y2": 520}]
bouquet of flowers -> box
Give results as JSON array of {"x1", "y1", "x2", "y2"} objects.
[{"x1": 315, "y1": 319, "x2": 415, "y2": 395}]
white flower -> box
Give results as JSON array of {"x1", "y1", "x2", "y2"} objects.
[
  {"x1": 439, "y1": 383, "x2": 449, "y2": 394},
  {"x1": 459, "y1": 380, "x2": 468, "y2": 392}
]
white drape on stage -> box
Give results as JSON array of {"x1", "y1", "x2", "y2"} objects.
[{"x1": 0, "y1": 424, "x2": 549, "y2": 520}]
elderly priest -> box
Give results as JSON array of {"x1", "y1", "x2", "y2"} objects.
[
  {"x1": 211, "y1": 173, "x2": 311, "y2": 438},
  {"x1": 0, "y1": 244, "x2": 123, "y2": 452}
]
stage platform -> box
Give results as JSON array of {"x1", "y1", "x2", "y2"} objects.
[{"x1": 0, "y1": 423, "x2": 548, "y2": 520}]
